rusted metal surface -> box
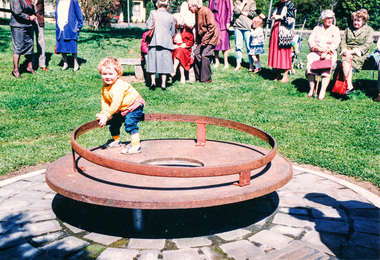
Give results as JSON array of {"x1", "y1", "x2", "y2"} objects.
[
  {"x1": 45, "y1": 114, "x2": 293, "y2": 209},
  {"x1": 71, "y1": 114, "x2": 277, "y2": 178},
  {"x1": 46, "y1": 141, "x2": 293, "y2": 209}
]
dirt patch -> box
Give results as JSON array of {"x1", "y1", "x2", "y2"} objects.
[{"x1": 2, "y1": 162, "x2": 379, "y2": 198}]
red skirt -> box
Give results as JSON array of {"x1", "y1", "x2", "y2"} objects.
[
  {"x1": 172, "y1": 47, "x2": 193, "y2": 71},
  {"x1": 268, "y1": 22, "x2": 292, "y2": 70}
]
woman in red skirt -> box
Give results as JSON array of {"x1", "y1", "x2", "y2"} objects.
[
  {"x1": 171, "y1": 13, "x2": 194, "y2": 83},
  {"x1": 268, "y1": 0, "x2": 296, "y2": 82}
]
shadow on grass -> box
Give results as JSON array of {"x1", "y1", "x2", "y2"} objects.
[{"x1": 52, "y1": 192, "x2": 279, "y2": 239}]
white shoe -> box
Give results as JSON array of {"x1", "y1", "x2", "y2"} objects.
[
  {"x1": 121, "y1": 144, "x2": 141, "y2": 154},
  {"x1": 101, "y1": 139, "x2": 121, "y2": 149}
]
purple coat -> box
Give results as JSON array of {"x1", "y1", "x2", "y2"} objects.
[{"x1": 208, "y1": 0, "x2": 232, "y2": 31}]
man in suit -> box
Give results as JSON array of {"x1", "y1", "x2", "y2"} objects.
[
  {"x1": 34, "y1": 0, "x2": 48, "y2": 71},
  {"x1": 188, "y1": 0, "x2": 220, "y2": 83}
]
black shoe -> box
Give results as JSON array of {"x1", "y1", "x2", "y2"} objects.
[
  {"x1": 149, "y1": 84, "x2": 156, "y2": 90},
  {"x1": 345, "y1": 89, "x2": 356, "y2": 95}
]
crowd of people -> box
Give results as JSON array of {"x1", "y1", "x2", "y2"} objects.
[
  {"x1": 141, "y1": 0, "x2": 378, "y2": 101},
  {"x1": 9, "y1": 0, "x2": 83, "y2": 77},
  {"x1": 9, "y1": 0, "x2": 379, "y2": 101}
]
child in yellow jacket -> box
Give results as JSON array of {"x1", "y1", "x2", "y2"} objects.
[{"x1": 96, "y1": 57, "x2": 145, "y2": 154}]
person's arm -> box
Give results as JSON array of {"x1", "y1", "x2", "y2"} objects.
[
  {"x1": 246, "y1": 1, "x2": 256, "y2": 19},
  {"x1": 308, "y1": 26, "x2": 318, "y2": 52},
  {"x1": 201, "y1": 10, "x2": 218, "y2": 46},
  {"x1": 73, "y1": 0, "x2": 83, "y2": 31},
  {"x1": 352, "y1": 27, "x2": 373, "y2": 57},
  {"x1": 10, "y1": 0, "x2": 36, "y2": 22}
]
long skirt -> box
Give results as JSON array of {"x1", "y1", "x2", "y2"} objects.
[
  {"x1": 11, "y1": 26, "x2": 34, "y2": 55},
  {"x1": 56, "y1": 37, "x2": 78, "y2": 53},
  {"x1": 215, "y1": 29, "x2": 230, "y2": 51},
  {"x1": 268, "y1": 22, "x2": 292, "y2": 70},
  {"x1": 172, "y1": 47, "x2": 193, "y2": 71},
  {"x1": 146, "y1": 46, "x2": 174, "y2": 74}
]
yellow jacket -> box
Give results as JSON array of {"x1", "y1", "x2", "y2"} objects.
[{"x1": 99, "y1": 79, "x2": 142, "y2": 119}]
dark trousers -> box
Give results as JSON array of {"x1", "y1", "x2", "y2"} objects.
[{"x1": 193, "y1": 44, "x2": 214, "y2": 82}]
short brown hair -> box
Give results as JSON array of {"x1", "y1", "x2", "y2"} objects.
[
  {"x1": 98, "y1": 57, "x2": 123, "y2": 76},
  {"x1": 351, "y1": 8, "x2": 369, "y2": 22}
]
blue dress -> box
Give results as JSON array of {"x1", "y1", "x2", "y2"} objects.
[{"x1": 55, "y1": 0, "x2": 83, "y2": 53}]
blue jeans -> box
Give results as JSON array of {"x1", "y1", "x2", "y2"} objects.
[
  {"x1": 108, "y1": 105, "x2": 144, "y2": 136},
  {"x1": 234, "y1": 29, "x2": 253, "y2": 64}
]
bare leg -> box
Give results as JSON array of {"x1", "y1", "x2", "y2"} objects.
[
  {"x1": 73, "y1": 53, "x2": 79, "y2": 71},
  {"x1": 307, "y1": 74, "x2": 315, "y2": 97},
  {"x1": 222, "y1": 50, "x2": 229, "y2": 69},
  {"x1": 281, "y1": 69, "x2": 289, "y2": 82},
  {"x1": 26, "y1": 54, "x2": 35, "y2": 74},
  {"x1": 342, "y1": 60, "x2": 353, "y2": 90},
  {"x1": 179, "y1": 65, "x2": 185, "y2": 83},
  {"x1": 213, "y1": 50, "x2": 220, "y2": 68},
  {"x1": 150, "y1": 73, "x2": 156, "y2": 86},
  {"x1": 161, "y1": 74, "x2": 167, "y2": 89},
  {"x1": 62, "y1": 53, "x2": 68, "y2": 70},
  {"x1": 12, "y1": 54, "x2": 21, "y2": 77},
  {"x1": 172, "y1": 59, "x2": 179, "y2": 77},
  {"x1": 318, "y1": 76, "x2": 330, "y2": 99}
]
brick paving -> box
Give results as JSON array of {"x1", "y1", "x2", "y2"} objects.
[{"x1": 0, "y1": 166, "x2": 379, "y2": 259}]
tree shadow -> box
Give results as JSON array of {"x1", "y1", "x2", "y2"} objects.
[
  {"x1": 52, "y1": 192, "x2": 279, "y2": 239},
  {"x1": 291, "y1": 192, "x2": 380, "y2": 259}
]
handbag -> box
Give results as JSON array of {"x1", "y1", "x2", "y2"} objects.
[
  {"x1": 332, "y1": 59, "x2": 352, "y2": 95},
  {"x1": 310, "y1": 58, "x2": 332, "y2": 71},
  {"x1": 331, "y1": 74, "x2": 347, "y2": 95},
  {"x1": 146, "y1": 19, "x2": 155, "y2": 43}
]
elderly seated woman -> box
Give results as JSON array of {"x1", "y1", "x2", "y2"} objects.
[
  {"x1": 340, "y1": 8, "x2": 374, "y2": 95},
  {"x1": 306, "y1": 10, "x2": 340, "y2": 100}
]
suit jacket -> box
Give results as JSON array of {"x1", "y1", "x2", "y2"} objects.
[
  {"x1": 340, "y1": 24, "x2": 374, "y2": 71},
  {"x1": 36, "y1": 0, "x2": 44, "y2": 27},
  {"x1": 146, "y1": 9, "x2": 175, "y2": 50},
  {"x1": 195, "y1": 6, "x2": 220, "y2": 47},
  {"x1": 208, "y1": 0, "x2": 232, "y2": 31},
  {"x1": 10, "y1": 0, "x2": 36, "y2": 27},
  {"x1": 55, "y1": 0, "x2": 83, "y2": 41}
]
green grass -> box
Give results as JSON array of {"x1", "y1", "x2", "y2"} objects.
[{"x1": 0, "y1": 19, "x2": 379, "y2": 188}]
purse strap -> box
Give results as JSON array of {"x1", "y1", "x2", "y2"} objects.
[{"x1": 340, "y1": 58, "x2": 352, "y2": 83}]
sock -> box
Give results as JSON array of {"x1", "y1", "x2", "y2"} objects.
[
  {"x1": 112, "y1": 135, "x2": 120, "y2": 141},
  {"x1": 131, "y1": 139, "x2": 140, "y2": 147},
  {"x1": 256, "y1": 61, "x2": 261, "y2": 69}
]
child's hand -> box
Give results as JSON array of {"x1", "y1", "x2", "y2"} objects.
[{"x1": 97, "y1": 114, "x2": 108, "y2": 127}]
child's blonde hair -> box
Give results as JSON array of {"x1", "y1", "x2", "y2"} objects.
[
  {"x1": 98, "y1": 57, "x2": 123, "y2": 76},
  {"x1": 252, "y1": 16, "x2": 264, "y2": 27}
]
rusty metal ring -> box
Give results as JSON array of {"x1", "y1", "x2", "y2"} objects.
[{"x1": 71, "y1": 113, "x2": 277, "y2": 178}]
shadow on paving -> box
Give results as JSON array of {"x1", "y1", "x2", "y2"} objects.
[
  {"x1": 292, "y1": 192, "x2": 380, "y2": 259},
  {"x1": 52, "y1": 192, "x2": 279, "y2": 239}
]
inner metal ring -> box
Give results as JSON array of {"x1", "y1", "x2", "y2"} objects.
[{"x1": 71, "y1": 113, "x2": 277, "y2": 178}]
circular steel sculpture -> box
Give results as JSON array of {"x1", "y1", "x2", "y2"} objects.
[{"x1": 46, "y1": 113, "x2": 293, "y2": 209}]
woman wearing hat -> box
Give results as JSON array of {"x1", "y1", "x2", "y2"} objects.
[{"x1": 306, "y1": 9, "x2": 340, "y2": 100}]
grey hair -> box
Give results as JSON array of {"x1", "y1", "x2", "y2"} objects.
[
  {"x1": 173, "y1": 13, "x2": 185, "y2": 27},
  {"x1": 320, "y1": 10, "x2": 335, "y2": 20},
  {"x1": 187, "y1": 0, "x2": 202, "y2": 8},
  {"x1": 157, "y1": 0, "x2": 169, "y2": 8}
]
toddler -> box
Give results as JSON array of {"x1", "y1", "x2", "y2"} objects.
[
  {"x1": 96, "y1": 57, "x2": 145, "y2": 154},
  {"x1": 249, "y1": 14, "x2": 266, "y2": 73}
]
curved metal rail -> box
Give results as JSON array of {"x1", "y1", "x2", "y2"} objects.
[{"x1": 71, "y1": 114, "x2": 277, "y2": 184}]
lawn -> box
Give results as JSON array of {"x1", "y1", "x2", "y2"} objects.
[{"x1": 0, "y1": 19, "x2": 379, "y2": 188}]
